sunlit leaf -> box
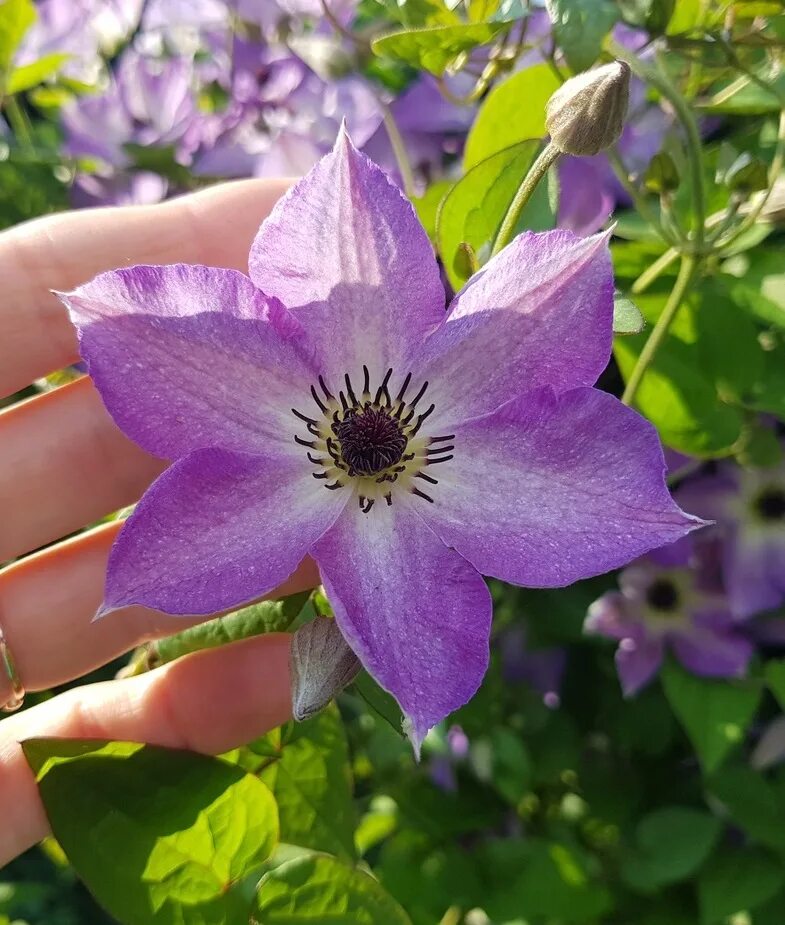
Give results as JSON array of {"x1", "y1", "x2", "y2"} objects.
[
  {"x1": 463, "y1": 63, "x2": 561, "y2": 168},
  {"x1": 698, "y1": 848, "x2": 784, "y2": 924},
  {"x1": 372, "y1": 22, "x2": 508, "y2": 76},
  {"x1": 545, "y1": 0, "x2": 619, "y2": 73},
  {"x1": 0, "y1": 0, "x2": 35, "y2": 84},
  {"x1": 253, "y1": 854, "x2": 412, "y2": 924},
  {"x1": 24, "y1": 739, "x2": 279, "y2": 925},
  {"x1": 7, "y1": 51, "x2": 69, "y2": 93}
]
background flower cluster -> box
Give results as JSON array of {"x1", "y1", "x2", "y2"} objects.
[{"x1": 3, "y1": 1, "x2": 785, "y2": 924}]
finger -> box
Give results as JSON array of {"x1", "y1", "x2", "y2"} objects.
[
  {"x1": 0, "y1": 631, "x2": 292, "y2": 867},
  {"x1": 0, "y1": 377, "x2": 165, "y2": 562},
  {"x1": 0, "y1": 520, "x2": 320, "y2": 701},
  {"x1": 0, "y1": 178, "x2": 292, "y2": 399}
]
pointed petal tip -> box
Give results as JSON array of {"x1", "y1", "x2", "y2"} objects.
[
  {"x1": 91, "y1": 601, "x2": 121, "y2": 623},
  {"x1": 402, "y1": 716, "x2": 427, "y2": 762}
]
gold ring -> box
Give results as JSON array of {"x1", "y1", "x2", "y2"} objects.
[{"x1": 0, "y1": 625, "x2": 25, "y2": 713}]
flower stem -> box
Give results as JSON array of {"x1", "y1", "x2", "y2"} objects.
[
  {"x1": 622, "y1": 255, "x2": 698, "y2": 407},
  {"x1": 379, "y1": 101, "x2": 416, "y2": 200},
  {"x1": 5, "y1": 96, "x2": 34, "y2": 152},
  {"x1": 491, "y1": 142, "x2": 560, "y2": 258},
  {"x1": 609, "y1": 39, "x2": 706, "y2": 250}
]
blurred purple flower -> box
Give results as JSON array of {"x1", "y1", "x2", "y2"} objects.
[
  {"x1": 500, "y1": 626, "x2": 566, "y2": 709},
  {"x1": 586, "y1": 536, "x2": 753, "y2": 696},
  {"x1": 61, "y1": 132, "x2": 698, "y2": 749},
  {"x1": 678, "y1": 462, "x2": 785, "y2": 619}
]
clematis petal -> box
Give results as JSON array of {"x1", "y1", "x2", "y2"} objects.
[
  {"x1": 102, "y1": 447, "x2": 347, "y2": 616},
  {"x1": 616, "y1": 634, "x2": 664, "y2": 697},
  {"x1": 421, "y1": 386, "x2": 702, "y2": 588},
  {"x1": 311, "y1": 501, "x2": 492, "y2": 754},
  {"x1": 411, "y1": 229, "x2": 614, "y2": 427},
  {"x1": 62, "y1": 264, "x2": 316, "y2": 459},
  {"x1": 670, "y1": 627, "x2": 752, "y2": 679},
  {"x1": 248, "y1": 129, "x2": 446, "y2": 387},
  {"x1": 724, "y1": 532, "x2": 785, "y2": 619}
]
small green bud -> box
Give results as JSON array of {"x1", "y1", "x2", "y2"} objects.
[
  {"x1": 545, "y1": 61, "x2": 631, "y2": 157},
  {"x1": 644, "y1": 151, "x2": 680, "y2": 195}
]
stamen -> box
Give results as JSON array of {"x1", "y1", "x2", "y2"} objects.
[
  {"x1": 427, "y1": 444, "x2": 454, "y2": 455},
  {"x1": 411, "y1": 487, "x2": 434, "y2": 503},
  {"x1": 416, "y1": 472, "x2": 438, "y2": 485},
  {"x1": 395, "y1": 372, "x2": 412, "y2": 403},
  {"x1": 362, "y1": 365, "x2": 370, "y2": 395},
  {"x1": 374, "y1": 368, "x2": 393, "y2": 405},
  {"x1": 310, "y1": 385, "x2": 328, "y2": 414},
  {"x1": 307, "y1": 452, "x2": 325, "y2": 465},
  {"x1": 409, "y1": 403, "x2": 435, "y2": 437},
  {"x1": 339, "y1": 391, "x2": 349, "y2": 412},
  {"x1": 430, "y1": 434, "x2": 455, "y2": 443},
  {"x1": 345, "y1": 373, "x2": 358, "y2": 406},
  {"x1": 319, "y1": 376, "x2": 334, "y2": 401},
  {"x1": 408, "y1": 380, "x2": 429, "y2": 411},
  {"x1": 292, "y1": 408, "x2": 317, "y2": 425},
  {"x1": 384, "y1": 493, "x2": 393, "y2": 505},
  {"x1": 312, "y1": 471, "x2": 331, "y2": 480},
  {"x1": 427, "y1": 454, "x2": 454, "y2": 465},
  {"x1": 294, "y1": 436, "x2": 316, "y2": 448},
  {"x1": 325, "y1": 481, "x2": 343, "y2": 490}
]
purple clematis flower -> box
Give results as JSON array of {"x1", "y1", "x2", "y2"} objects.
[
  {"x1": 61, "y1": 131, "x2": 699, "y2": 749},
  {"x1": 678, "y1": 461, "x2": 785, "y2": 619},
  {"x1": 585, "y1": 536, "x2": 753, "y2": 696}
]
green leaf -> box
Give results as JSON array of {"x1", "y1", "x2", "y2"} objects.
[
  {"x1": 372, "y1": 22, "x2": 507, "y2": 76},
  {"x1": 698, "y1": 848, "x2": 784, "y2": 924},
  {"x1": 708, "y1": 763, "x2": 785, "y2": 852},
  {"x1": 621, "y1": 807, "x2": 722, "y2": 893},
  {"x1": 154, "y1": 592, "x2": 310, "y2": 665},
  {"x1": 666, "y1": 0, "x2": 700, "y2": 33},
  {"x1": 722, "y1": 250, "x2": 785, "y2": 329},
  {"x1": 254, "y1": 854, "x2": 412, "y2": 924},
  {"x1": 490, "y1": 728, "x2": 532, "y2": 804},
  {"x1": 464, "y1": 63, "x2": 562, "y2": 168},
  {"x1": 661, "y1": 661, "x2": 762, "y2": 773},
  {"x1": 613, "y1": 279, "x2": 763, "y2": 456},
  {"x1": 7, "y1": 51, "x2": 69, "y2": 93},
  {"x1": 437, "y1": 140, "x2": 557, "y2": 290},
  {"x1": 699, "y1": 72, "x2": 785, "y2": 115},
  {"x1": 765, "y1": 659, "x2": 785, "y2": 711},
  {"x1": 617, "y1": 0, "x2": 674, "y2": 32},
  {"x1": 0, "y1": 0, "x2": 35, "y2": 84},
  {"x1": 545, "y1": 0, "x2": 619, "y2": 73},
  {"x1": 254, "y1": 706, "x2": 358, "y2": 862},
  {"x1": 413, "y1": 179, "x2": 451, "y2": 242},
  {"x1": 23, "y1": 739, "x2": 278, "y2": 925},
  {"x1": 613, "y1": 293, "x2": 645, "y2": 335},
  {"x1": 352, "y1": 670, "x2": 404, "y2": 736}
]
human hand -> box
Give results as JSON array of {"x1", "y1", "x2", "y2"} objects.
[{"x1": 0, "y1": 179, "x2": 318, "y2": 867}]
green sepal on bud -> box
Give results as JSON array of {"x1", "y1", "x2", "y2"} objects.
[{"x1": 545, "y1": 60, "x2": 631, "y2": 157}]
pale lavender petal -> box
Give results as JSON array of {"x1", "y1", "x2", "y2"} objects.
[
  {"x1": 616, "y1": 634, "x2": 664, "y2": 696},
  {"x1": 422, "y1": 386, "x2": 702, "y2": 588},
  {"x1": 104, "y1": 447, "x2": 346, "y2": 616},
  {"x1": 248, "y1": 129, "x2": 446, "y2": 387},
  {"x1": 312, "y1": 501, "x2": 492, "y2": 753},
  {"x1": 411, "y1": 230, "x2": 614, "y2": 427},
  {"x1": 670, "y1": 628, "x2": 752, "y2": 679},
  {"x1": 61, "y1": 264, "x2": 317, "y2": 459},
  {"x1": 557, "y1": 158, "x2": 614, "y2": 236},
  {"x1": 724, "y1": 532, "x2": 785, "y2": 619},
  {"x1": 585, "y1": 591, "x2": 646, "y2": 642}
]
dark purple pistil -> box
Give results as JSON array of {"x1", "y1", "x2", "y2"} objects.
[
  {"x1": 756, "y1": 487, "x2": 785, "y2": 522},
  {"x1": 646, "y1": 578, "x2": 679, "y2": 612},
  {"x1": 334, "y1": 406, "x2": 408, "y2": 477}
]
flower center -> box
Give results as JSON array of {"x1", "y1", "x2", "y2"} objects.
[
  {"x1": 646, "y1": 578, "x2": 680, "y2": 613},
  {"x1": 292, "y1": 367, "x2": 454, "y2": 513},
  {"x1": 755, "y1": 487, "x2": 785, "y2": 522}
]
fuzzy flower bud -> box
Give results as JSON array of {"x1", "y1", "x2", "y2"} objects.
[{"x1": 545, "y1": 61, "x2": 631, "y2": 157}]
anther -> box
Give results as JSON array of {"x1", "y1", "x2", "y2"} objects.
[
  {"x1": 409, "y1": 403, "x2": 435, "y2": 437},
  {"x1": 312, "y1": 471, "x2": 331, "y2": 480},
  {"x1": 319, "y1": 376, "x2": 334, "y2": 401},
  {"x1": 307, "y1": 453, "x2": 325, "y2": 465},
  {"x1": 325, "y1": 481, "x2": 343, "y2": 490},
  {"x1": 416, "y1": 472, "x2": 438, "y2": 485},
  {"x1": 339, "y1": 391, "x2": 349, "y2": 411},
  {"x1": 411, "y1": 487, "x2": 434, "y2": 503},
  {"x1": 427, "y1": 457, "x2": 453, "y2": 468},
  {"x1": 408, "y1": 380, "x2": 429, "y2": 411},
  {"x1": 310, "y1": 385, "x2": 328, "y2": 414},
  {"x1": 292, "y1": 408, "x2": 317, "y2": 425},
  {"x1": 384, "y1": 493, "x2": 393, "y2": 505},
  {"x1": 362, "y1": 365, "x2": 370, "y2": 395},
  {"x1": 395, "y1": 372, "x2": 412, "y2": 403},
  {"x1": 430, "y1": 434, "x2": 455, "y2": 443},
  {"x1": 294, "y1": 436, "x2": 316, "y2": 448},
  {"x1": 427, "y1": 444, "x2": 454, "y2": 455},
  {"x1": 345, "y1": 373, "x2": 358, "y2": 406},
  {"x1": 374, "y1": 368, "x2": 393, "y2": 405}
]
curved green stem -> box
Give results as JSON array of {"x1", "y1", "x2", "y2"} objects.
[
  {"x1": 632, "y1": 247, "x2": 680, "y2": 294},
  {"x1": 606, "y1": 148, "x2": 678, "y2": 246},
  {"x1": 491, "y1": 142, "x2": 560, "y2": 257},
  {"x1": 622, "y1": 255, "x2": 698, "y2": 406},
  {"x1": 379, "y1": 101, "x2": 416, "y2": 200},
  {"x1": 609, "y1": 39, "x2": 706, "y2": 250}
]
